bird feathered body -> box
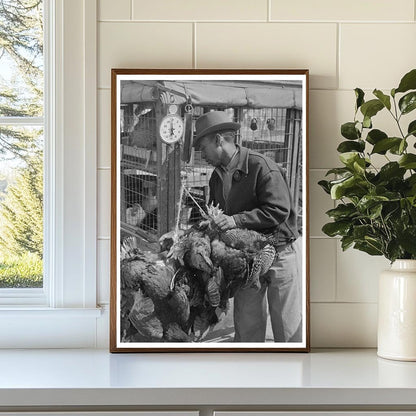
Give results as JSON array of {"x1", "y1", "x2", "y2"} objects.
[
  {"x1": 120, "y1": 237, "x2": 223, "y2": 343},
  {"x1": 120, "y1": 203, "x2": 277, "y2": 343},
  {"x1": 173, "y1": 204, "x2": 277, "y2": 290}
]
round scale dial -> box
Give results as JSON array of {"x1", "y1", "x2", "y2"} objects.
[{"x1": 159, "y1": 114, "x2": 184, "y2": 144}]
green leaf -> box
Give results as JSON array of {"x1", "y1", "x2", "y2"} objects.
[
  {"x1": 363, "y1": 115, "x2": 372, "y2": 129},
  {"x1": 341, "y1": 122, "x2": 361, "y2": 140},
  {"x1": 322, "y1": 221, "x2": 351, "y2": 237},
  {"x1": 384, "y1": 204, "x2": 400, "y2": 222},
  {"x1": 326, "y1": 203, "x2": 357, "y2": 220},
  {"x1": 386, "y1": 240, "x2": 402, "y2": 262},
  {"x1": 339, "y1": 152, "x2": 363, "y2": 167},
  {"x1": 366, "y1": 129, "x2": 388, "y2": 145},
  {"x1": 383, "y1": 191, "x2": 402, "y2": 201},
  {"x1": 377, "y1": 162, "x2": 406, "y2": 181},
  {"x1": 329, "y1": 175, "x2": 354, "y2": 186},
  {"x1": 407, "y1": 174, "x2": 416, "y2": 187},
  {"x1": 405, "y1": 174, "x2": 416, "y2": 196},
  {"x1": 357, "y1": 195, "x2": 389, "y2": 212},
  {"x1": 353, "y1": 224, "x2": 374, "y2": 240},
  {"x1": 398, "y1": 227, "x2": 416, "y2": 255},
  {"x1": 318, "y1": 180, "x2": 331, "y2": 194},
  {"x1": 390, "y1": 139, "x2": 408, "y2": 155},
  {"x1": 407, "y1": 120, "x2": 416, "y2": 138},
  {"x1": 373, "y1": 89, "x2": 391, "y2": 110},
  {"x1": 330, "y1": 176, "x2": 354, "y2": 199},
  {"x1": 339, "y1": 152, "x2": 357, "y2": 166},
  {"x1": 399, "y1": 92, "x2": 416, "y2": 115},
  {"x1": 341, "y1": 236, "x2": 355, "y2": 251},
  {"x1": 371, "y1": 137, "x2": 402, "y2": 154},
  {"x1": 407, "y1": 196, "x2": 416, "y2": 207},
  {"x1": 360, "y1": 99, "x2": 384, "y2": 119},
  {"x1": 330, "y1": 175, "x2": 367, "y2": 200},
  {"x1": 353, "y1": 159, "x2": 366, "y2": 174},
  {"x1": 355, "y1": 88, "x2": 365, "y2": 110},
  {"x1": 369, "y1": 203, "x2": 383, "y2": 220},
  {"x1": 354, "y1": 241, "x2": 383, "y2": 256},
  {"x1": 395, "y1": 69, "x2": 416, "y2": 94},
  {"x1": 325, "y1": 167, "x2": 352, "y2": 176},
  {"x1": 399, "y1": 154, "x2": 416, "y2": 169},
  {"x1": 337, "y1": 140, "x2": 365, "y2": 153}
]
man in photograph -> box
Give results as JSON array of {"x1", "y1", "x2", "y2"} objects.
[{"x1": 193, "y1": 111, "x2": 302, "y2": 343}]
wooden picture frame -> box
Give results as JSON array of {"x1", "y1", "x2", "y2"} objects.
[{"x1": 110, "y1": 69, "x2": 310, "y2": 352}]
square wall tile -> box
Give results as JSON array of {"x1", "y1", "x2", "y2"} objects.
[
  {"x1": 196, "y1": 23, "x2": 337, "y2": 90},
  {"x1": 309, "y1": 90, "x2": 353, "y2": 169},
  {"x1": 309, "y1": 169, "x2": 334, "y2": 237},
  {"x1": 271, "y1": 0, "x2": 414, "y2": 21},
  {"x1": 336, "y1": 244, "x2": 390, "y2": 303},
  {"x1": 133, "y1": 0, "x2": 268, "y2": 21},
  {"x1": 98, "y1": 89, "x2": 111, "y2": 169},
  {"x1": 99, "y1": 0, "x2": 131, "y2": 20},
  {"x1": 97, "y1": 239, "x2": 110, "y2": 304},
  {"x1": 311, "y1": 303, "x2": 377, "y2": 347},
  {"x1": 340, "y1": 24, "x2": 416, "y2": 90},
  {"x1": 310, "y1": 238, "x2": 336, "y2": 302},
  {"x1": 98, "y1": 169, "x2": 111, "y2": 239},
  {"x1": 98, "y1": 22, "x2": 193, "y2": 89}
]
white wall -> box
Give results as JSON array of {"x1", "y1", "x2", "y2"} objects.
[{"x1": 95, "y1": 0, "x2": 416, "y2": 348}]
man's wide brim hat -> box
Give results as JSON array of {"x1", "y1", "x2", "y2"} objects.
[{"x1": 193, "y1": 111, "x2": 241, "y2": 148}]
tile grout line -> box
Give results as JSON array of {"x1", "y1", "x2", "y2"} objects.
[
  {"x1": 193, "y1": 22, "x2": 197, "y2": 69},
  {"x1": 97, "y1": 19, "x2": 415, "y2": 24},
  {"x1": 96, "y1": 87, "x2": 397, "y2": 93},
  {"x1": 333, "y1": 230, "x2": 339, "y2": 303},
  {"x1": 336, "y1": 22, "x2": 340, "y2": 90},
  {"x1": 267, "y1": 0, "x2": 271, "y2": 22},
  {"x1": 311, "y1": 301, "x2": 378, "y2": 305},
  {"x1": 309, "y1": 236, "x2": 338, "y2": 239}
]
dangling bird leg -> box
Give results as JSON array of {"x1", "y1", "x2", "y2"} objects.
[{"x1": 170, "y1": 268, "x2": 182, "y2": 291}]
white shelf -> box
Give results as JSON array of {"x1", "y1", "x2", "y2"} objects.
[{"x1": 0, "y1": 349, "x2": 416, "y2": 409}]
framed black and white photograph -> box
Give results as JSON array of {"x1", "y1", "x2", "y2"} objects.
[{"x1": 110, "y1": 69, "x2": 309, "y2": 352}]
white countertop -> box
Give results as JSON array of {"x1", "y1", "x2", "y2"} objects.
[{"x1": 0, "y1": 348, "x2": 416, "y2": 408}]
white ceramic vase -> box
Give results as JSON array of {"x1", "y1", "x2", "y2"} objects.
[{"x1": 378, "y1": 259, "x2": 416, "y2": 361}]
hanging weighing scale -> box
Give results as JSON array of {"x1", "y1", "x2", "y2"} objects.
[{"x1": 159, "y1": 104, "x2": 184, "y2": 145}]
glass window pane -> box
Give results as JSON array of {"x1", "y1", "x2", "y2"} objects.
[
  {"x1": 0, "y1": 126, "x2": 43, "y2": 288},
  {"x1": 0, "y1": 0, "x2": 44, "y2": 117}
]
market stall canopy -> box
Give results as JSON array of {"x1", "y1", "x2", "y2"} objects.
[{"x1": 120, "y1": 80, "x2": 302, "y2": 109}]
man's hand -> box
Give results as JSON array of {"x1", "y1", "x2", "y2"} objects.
[{"x1": 214, "y1": 214, "x2": 236, "y2": 231}]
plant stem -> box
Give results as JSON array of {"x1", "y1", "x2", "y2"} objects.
[{"x1": 390, "y1": 97, "x2": 406, "y2": 139}]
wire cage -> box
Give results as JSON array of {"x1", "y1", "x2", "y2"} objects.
[
  {"x1": 120, "y1": 104, "x2": 160, "y2": 249},
  {"x1": 119, "y1": 80, "x2": 303, "y2": 250}
]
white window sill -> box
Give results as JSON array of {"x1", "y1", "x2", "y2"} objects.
[
  {"x1": 0, "y1": 349, "x2": 415, "y2": 410},
  {"x1": 0, "y1": 307, "x2": 102, "y2": 317},
  {"x1": 0, "y1": 307, "x2": 103, "y2": 348}
]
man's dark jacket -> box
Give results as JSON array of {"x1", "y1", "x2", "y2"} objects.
[{"x1": 208, "y1": 146, "x2": 299, "y2": 245}]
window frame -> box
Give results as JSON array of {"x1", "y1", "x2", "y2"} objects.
[{"x1": 0, "y1": 0, "x2": 100, "y2": 347}]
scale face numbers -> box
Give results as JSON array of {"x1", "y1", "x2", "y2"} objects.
[{"x1": 159, "y1": 114, "x2": 184, "y2": 144}]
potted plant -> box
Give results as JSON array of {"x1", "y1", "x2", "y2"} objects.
[{"x1": 319, "y1": 68, "x2": 416, "y2": 361}]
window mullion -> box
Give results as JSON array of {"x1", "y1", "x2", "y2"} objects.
[{"x1": 0, "y1": 117, "x2": 44, "y2": 126}]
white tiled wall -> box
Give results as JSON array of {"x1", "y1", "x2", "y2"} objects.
[{"x1": 96, "y1": 0, "x2": 416, "y2": 347}]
